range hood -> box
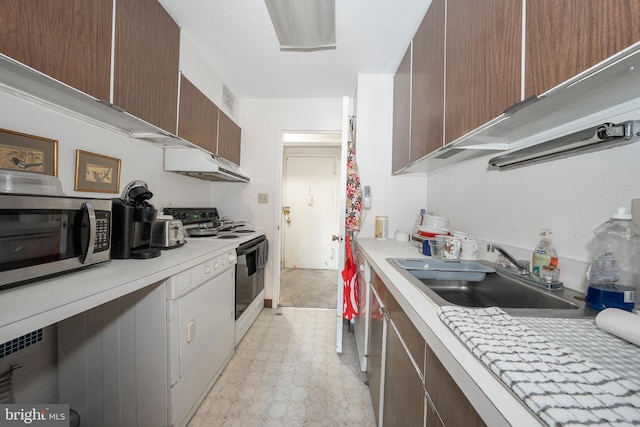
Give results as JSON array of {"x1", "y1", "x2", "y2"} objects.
[
  {"x1": 489, "y1": 121, "x2": 639, "y2": 170},
  {"x1": 164, "y1": 146, "x2": 250, "y2": 183}
]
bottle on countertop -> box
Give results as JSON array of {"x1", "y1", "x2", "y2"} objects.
[
  {"x1": 586, "y1": 207, "x2": 640, "y2": 312},
  {"x1": 532, "y1": 229, "x2": 558, "y2": 275}
]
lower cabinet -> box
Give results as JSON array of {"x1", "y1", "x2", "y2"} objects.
[
  {"x1": 367, "y1": 271, "x2": 485, "y2": 427},
  {"x1": 57, "y1": 281, "x2": 168, "y2": 427},
  {"x1": 368, "y1": 283, "x2": 384, "y2": 420},
  {"x1": 383, "y1": 320, "x2": 425, "y2": 426}
]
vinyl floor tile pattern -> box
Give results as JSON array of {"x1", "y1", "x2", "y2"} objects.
[
  {"x1": 188, "y1": 308, "x2": 376, "y2": 427},
  {"x1": 279, "y1": 269, "x2": 338, "y2": 309}
]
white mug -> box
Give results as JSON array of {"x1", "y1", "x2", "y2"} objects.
[
  {"x1": 443, "y1": 236, "x2": 462, "y2": 259},
  {"x1": 452, "y1": 231, "x2": 469, "y2": 240},
  {"x1": 460, "y1": 239, "x2": 479, "y2": 260}
]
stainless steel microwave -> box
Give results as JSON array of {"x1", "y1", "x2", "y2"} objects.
[{"x1": 0, "y1": 194, "x2": 112, "y2": 288}]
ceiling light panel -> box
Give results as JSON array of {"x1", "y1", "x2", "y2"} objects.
[{"x1": 265, "y1": 0, "x2": 336, "y2": 51}]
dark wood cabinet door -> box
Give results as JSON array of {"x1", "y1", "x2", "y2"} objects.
[
  {"x1": 445, "y1": 0, "x2": 521, "y2": 144},
  {"x1": 426, "y1": 345, "x2": 485, "y2": 427},
  {"x1": 378, "y1": 274, "x2": 425, "y2": 377},
  {"x1": 217, "y1": 110, "x2": 242, "y2": 165},
  {"x1": 426, "y1": 398, "x2": 444, "y2": 427},
  {"x1": 114, "y1": 0, "x2": 180, "y2": 134},
  {"x1": 0, "y1": 0, "x2": 112, "y2": 101},
  {"x1": 392, "y1": 45, "x2": 412, "y2": 174},
  {"x1": 178, "y1": 75, "x2": 219, "y2": 153},
  {"x1": 383, "y1": 323, "x2": 425, "y2": 427},
  {"x1": 525, "y1": 0, "x2": 640, "y2": 98},
  {"x1": 410, "y1": 0, "x2": 445, "y2": 162},
  {"x1": 367, "y1": 285, "x2": 384, "y2": 425}
]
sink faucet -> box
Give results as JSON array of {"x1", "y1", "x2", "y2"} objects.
[{"x1": 486, "y1": 244, "x2": 530, "y2": 275}]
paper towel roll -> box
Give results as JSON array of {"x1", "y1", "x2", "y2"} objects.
[{"x1": 595, "y1": 308, "x2": 640, "y2": 346}]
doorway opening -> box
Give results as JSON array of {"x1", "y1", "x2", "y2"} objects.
[{"x1": 279, "y1": 133, "x2": 341, "y2": 309}]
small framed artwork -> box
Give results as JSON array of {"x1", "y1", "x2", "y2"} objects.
[
  {"x1": 75, "y1": 150, "x2": 121, "y2": 193},
  {"x1": 0, "y1": 128, "x2": 58, "y2": 176}
]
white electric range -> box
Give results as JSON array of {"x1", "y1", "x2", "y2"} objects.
[{"x1": 163, "y1": 207, "x2": 268, "y2": 346}]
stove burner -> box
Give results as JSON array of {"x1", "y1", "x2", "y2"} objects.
[
  {"x1": 234, "y1": 229, "x2": 255, "y2": 233},
  {"x1": 216, "y1": 234, "x2": 239, "y2": 239}
]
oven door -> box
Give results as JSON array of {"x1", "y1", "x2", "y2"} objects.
[
  {"x1": 235, "y1": 235, "x2": 266, "y2": 320},
  {"x1": 0, "y1": 195, "x2": 111, "y2": 287}
]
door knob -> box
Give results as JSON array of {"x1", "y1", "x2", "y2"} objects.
[
  {"x1": 286, "y1": 217, "x2": 291, "y2": 224},
  {"x1": 332, "y1": 235, "x2": 343, "y2": 241}
]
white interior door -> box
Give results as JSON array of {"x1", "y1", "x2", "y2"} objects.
[{"x1": 282, "y1": 152, "x2": 339, "y2": 269}]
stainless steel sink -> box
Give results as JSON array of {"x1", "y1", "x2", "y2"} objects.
[{"x1": 388, "y1": 258, "x2": 596, "y2": 318}]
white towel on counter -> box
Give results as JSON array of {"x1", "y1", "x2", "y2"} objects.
[{"x1": 438, "y1": 306, "x2": 640, "y2": 427}]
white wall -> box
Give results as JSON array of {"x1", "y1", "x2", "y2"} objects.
[
  {"x1": 427, "y1": 106, "x2": 640, "y2": 292},
  {"x1": 209, "y1": 98, "x2": 344, "y2": 303},
  {"x1": 354, "y1": 75, "x2": 428, "y2": 239}
]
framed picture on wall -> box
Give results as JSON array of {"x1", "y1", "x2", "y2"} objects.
[
  {"x1": 0, "y1": 128, "x2": 58, "y2": 176},
  {"x1": 75, "y1": 150, "x2": 121, "y2": 193}
]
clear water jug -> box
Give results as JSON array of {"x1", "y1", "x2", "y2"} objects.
[{"x1": 585, "y1": 207, "x2": 640, "y2": 311}]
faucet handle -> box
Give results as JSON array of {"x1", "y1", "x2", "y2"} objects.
[{"x1": 517, "y1": 260, "x2": 530, "y2": 274}]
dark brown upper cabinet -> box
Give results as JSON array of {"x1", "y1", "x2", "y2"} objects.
[
  {"x1": 525, "y1": 0, "x2": 640, "y2": 98},
  {"x1": 217, "y1": 110, "x2": 242, "y2": 166},
  {"x1": 410, "y1": 0, "x2": 445, "y2": 161},
  {"x1": 391, "y1": 45, "x2": 412, "y2": 174},
  {"x1": 0, "y1": 0, "x2": 112, "y2": 102},
  {"x1": 114, "y1": 0, "x2": 180, "y2": 134},
  {"x1": 445, "y1": 0, "x2": 521, "y2": 144},
  {"x1": 178, "y1": 75, "x2": 219, "y2": 154}
]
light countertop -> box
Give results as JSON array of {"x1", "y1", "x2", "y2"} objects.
[
  {"x1": 355, "y1": 237, "x2": 543, "y2": 427},
  {"x1": 0, "y1": 238, "x2": 238, "y2": 343}
]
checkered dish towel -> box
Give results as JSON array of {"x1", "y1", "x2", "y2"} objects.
[{"x1": 438, "y1": 306, "x2": 640, "y2": 427}]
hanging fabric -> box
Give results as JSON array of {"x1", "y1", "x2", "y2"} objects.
[
  {"x1": 341, "y1": 235, "x2": 358, "y2": 320},
  {"x1": 342, "y1": 116, "x2": 360, "y2": 320},
  {"x1": 345, "y1": 117, "x2": 362, "y2": 232}
]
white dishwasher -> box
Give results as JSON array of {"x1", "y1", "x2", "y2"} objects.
[
  {"x1": 165, "y1": 249, "x2": 236, "y2": 427},
  {"x1": 354, "y1": 248, "x2": 371, "y2": 372}
]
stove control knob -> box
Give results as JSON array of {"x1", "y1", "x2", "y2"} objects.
[
  {"x1": 228, "y1": 253, "x2": 237, "y2": 263},
  {"x1": 205, "y1": 264, "x2": 212, "y2": 274},
  {"x1": 212, "y1": 261, "x2": 219, "y2": 270}
]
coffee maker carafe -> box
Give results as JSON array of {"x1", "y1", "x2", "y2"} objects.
[{"x1": 111, "y1": 180, "x2": 161, "y2": 259}]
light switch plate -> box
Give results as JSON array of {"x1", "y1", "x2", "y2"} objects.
[{"x1": 258, "y1": 193, "x2": 268, "y2": 204}]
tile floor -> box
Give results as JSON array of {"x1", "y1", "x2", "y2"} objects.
[
  {"x1": 187, "y1": 308, "x2": 376, "y2": 427},
  {"x1": 279, "y1": 269, "x2": 338, "y2": 309}
]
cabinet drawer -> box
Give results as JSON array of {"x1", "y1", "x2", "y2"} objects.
[{"x1": 372, "y1": 273, "x2": 425, "y2": 376}]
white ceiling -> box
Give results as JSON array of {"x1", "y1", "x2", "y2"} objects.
[{"x1": 157, "y1": 0, "x2": 430, "y2": 99}]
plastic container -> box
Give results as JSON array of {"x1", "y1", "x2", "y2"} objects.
[
  {"x1": 532, "y1": 229, "x2": 559, "y2": 275},
  {"x1": 375, "y1": 216, "x2": 388, "y2": 240},
  {"x1": 586, "y1": 207, "x2": 640, "y2": 312},
  {"x1": 0, "y1": 169, "x2": 63, "y2": 195}
]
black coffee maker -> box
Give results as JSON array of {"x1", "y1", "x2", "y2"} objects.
[{"x1": 111, "y1": 180, "x2": 161, "y2": 259}]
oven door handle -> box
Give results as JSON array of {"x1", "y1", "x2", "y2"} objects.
[
  {"x1": 80, "y1": 202, "x2": 96, "y2": 264},
  {"x1": 237, "y1": 245, "x2": 259, "y2": 256}
]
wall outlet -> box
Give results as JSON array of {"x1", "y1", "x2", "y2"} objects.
[{"x1": 258, "y1": 193, "x2": 268, "y2": 204}]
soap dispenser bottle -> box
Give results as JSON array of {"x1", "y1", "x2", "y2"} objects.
[
  {"x1": 585, "y1": 207, "x2": 640, "y2": 311},
  {"x1": 532, "y1": 229, "x2": 558, "y2": 275}
]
